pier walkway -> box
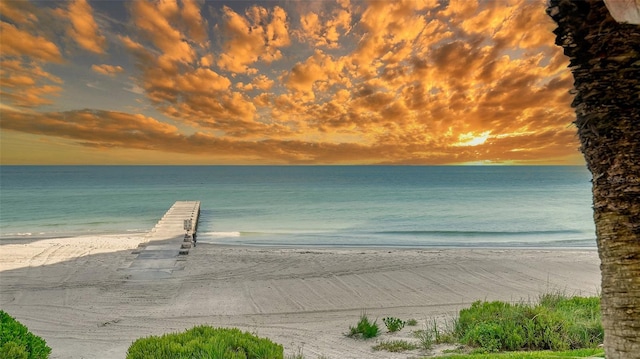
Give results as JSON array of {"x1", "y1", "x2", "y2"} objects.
[{"x1": 125, "y1": 201, "x2": 200, "y2": 280}]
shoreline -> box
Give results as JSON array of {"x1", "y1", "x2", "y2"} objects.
[
  {"x1": 203, "y1": 242, "x2": 598, "y2": 250},
  {"x1": 1, "y1": 233, "x2": 598, "y2": 251},
  {"x1": 0, "y1": 233, "x2": 601, "y2": 359}
]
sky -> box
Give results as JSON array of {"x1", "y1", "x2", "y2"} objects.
[{"x1": 0, "y1": 0, "x2": 583, "y2": 165}]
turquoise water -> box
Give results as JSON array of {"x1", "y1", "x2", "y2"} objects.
[{"x1": 0, "y1": 166, "x2": 596, "y2": 248}]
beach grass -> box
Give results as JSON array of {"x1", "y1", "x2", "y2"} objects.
[
  {"x1": 455, "y1": 294, "x2": 602, "y2": 352},
  {"x1": 368, "y1": 293, "x2": 602, "y2": 357},
  {"x1": 407, "y1": 318, "x2": 419, "y2": 326},
  {"x1": 373, "y1": 339, "x2": 418, "y2": 352},
  {"x1": 413, "y1": 328, "x2": 435, "y2": 350},
  {"x1": 436, "y1": 348, "x2": 604, "y2": 358}
]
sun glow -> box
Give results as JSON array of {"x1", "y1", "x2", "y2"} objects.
[{"x1": 454, "y1": 131, "x2": 492, "y2": 147}]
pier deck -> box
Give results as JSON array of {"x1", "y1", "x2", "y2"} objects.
[{"x1": 125, "y1": 201, "x2": 200, "y2": 280}]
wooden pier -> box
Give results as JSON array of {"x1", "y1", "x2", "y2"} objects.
[{"x1": 125, "y1": 201, "x2": 200, "y2": 280}]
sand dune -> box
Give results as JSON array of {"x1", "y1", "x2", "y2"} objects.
[{"x1": 0, "y1": 235, "x2": 600, "y2": 358}]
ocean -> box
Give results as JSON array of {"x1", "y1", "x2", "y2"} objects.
[{"x1": 0, "y1": 166, "x2": 596, "y2": 248}]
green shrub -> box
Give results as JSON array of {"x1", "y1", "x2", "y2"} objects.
[
  {"x1": 455, "y1": 295, "x2": 602, "y2": 353},
  {"x1": 0, "y1": 310, "x2": 51, "y2": 359},
  {"x1": 406, "y1": 318, "x2": 418, "y2": 326},
  {"x1": 382, "y1": 317, "x2": 405, "y2": 332},
  {"x1": 347, "y1": 313, "x2": 380, "y2": 339},
  {"x1": 126, "y1": 326, "x2": 283, "y2": 359}
]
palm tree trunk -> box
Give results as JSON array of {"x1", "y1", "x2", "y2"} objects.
[{"x1": 547, "y1": 1, "x2": 640, "y2": 358}]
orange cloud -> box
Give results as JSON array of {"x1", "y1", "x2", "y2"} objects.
[
  {"x1": 121, "y1": 2, "x2": 288, "y2": 138},
  {"x1": 181, "y1": 0, "x2": 208, "y2": 45},
  {"x1": 1, "y1": 59, "x2": 63, "y2": 84},
  {"x1": 347, "y1": 0, "x2": 439, "y2": 78},
  {"x1": 252, "y1": 75, "x2": 275, "y2": 91},
  {"x1": 0, "y1": 21, "x2": 62, "y2": 62},
  {"x1": 0, "y1": 1, "x2": 38, "y2": 24},
  {"x1": 1, "y1": 0, "x2": 583, "y2": 165},
  {"x1": 0, "y1": 103, "x2": 579, "y2": 165},
  {"x1": 91, "y1": 64, "x2": 125, "y2": 76},
  {"x1": 121, "y1": 53, "x2": 250, "y2": 133},
  {"x1": 285, "y1": 50, "x2": 349, "y2": 101},
  {"x1": 441, "y1": 0, "x2": 479, "y2": 19},
  {"x1": 0, "y1": 108, "x2": 363, "y2": 163},
  {"x1": 0, "y1": 59, "x2": 64, "y2": 107},
  {"x1": 0, "y1": 84, "x2": 62, "y2": 107},
  {"x1": 129, "y1": 0, "x2": 197, "y2": 67},
  {"x1": 216, "y1": 5, "x2": 291, "y2": 73},
  {"x1": 235, "y1": 75, "x2": 276, "y2": 92},
  {"x1": 298, "y1": 0, "x2": 352, "y2": 48},
  {"x1": 1, "y1": 109, "x2": 179, "y2": 149},
  {"x1": 63, "y1": 0, "x2": 106, "y2": 53}
]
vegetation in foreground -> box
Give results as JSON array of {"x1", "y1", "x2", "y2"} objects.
[
  {"x1": 126, "y1": 326, "x2": 283, "y2": 359},
  {"x1": 0, "y1": 310, "x2": 51, "y2": 359},
  {"x1": 346, "y1": 312, "x2": 380, "y2": 339},
  {"x1": 440, "y1": 348, "x2": 604, "y2": 358},
  {"x1": 373, "y1": 339, "x2": 418, "y2": 352},
  {"x1": 5, "y1": 291, "x2": 599, "y2": 358},
  {"x1": 340, "y1": 293, "x2": 602, "y2": 358},
  {"x1": 382, "y1": 316, "x2": 406, "y2": 332},
  {"x1": 456, "y1": 293, "x2": 602, "y2": 352}
]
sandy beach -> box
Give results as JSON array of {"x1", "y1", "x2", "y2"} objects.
[{"x1": 0, "y1": 234, "x2": 600, "y2": 359}]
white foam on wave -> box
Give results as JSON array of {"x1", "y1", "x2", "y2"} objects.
[{"x1": 205, "y1": 231, "x2": 241, "y2": 237}]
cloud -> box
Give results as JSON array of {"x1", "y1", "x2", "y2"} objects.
[
  {"x1": 63, "y1": 0, "x2": 106, "y2": 53},
  {"x1": 0, "y1": 1, "x2": 38, "y2": 24},
  {"x1": 119, "y1": 35, "x2": 154, "y2": 63},
  {"x1": 176, "y1": 68, "x2": 231, "y2": 94},
  {"x1": 121, "y1": 2, "x2": 282, "y2": 138},
  {"x1": 0, "y1": 21, "x2": 62, "y2": 62},
  {"x1": 347, "y1": 0, "x2": 439, "y2": 78},
  {"x1": 236, "y1": 76, "x2": 276, "y2": 92},
  {"x1": 1, "y1": 0, "x2": 582, "y2": 165},
  {"x1": 123, "y1": 58, "x2": 250, "y2": 133},
  {"x1": 1, "y1": 59, "x2": 63, "y2": 84},
  {"x1": 285, "y1": 50, "x2": 349, "y2": 101},
  {"x1": 181, "y1": 0, "x2": 208, "y2": 45},
  {"x1": 0, "y1": 102, "x2": 579, "y2": 165},
  {"x1": 128, "y1": 0, "x2": 198, "y2": 67},
  {"x1": 124, "y1": 83, "x2": 145, "y2": 95},
  {"x1": 0, "y1": 4, "x2": 66, "y2": 109},
  {"x1": 0, "y1": 59, "x2": 64, "y2": 107},
  {"x1": 0, "y1": 108, "x2": 363, "y2": 163},
  {"x1": 298, "y1": 0, "x2": 352, "y2": 48},
  {"x1": 0, "y1": 84, "x2": 62, "y2": 108},
  {"x1": 216, "y1": 5, "x2": 291, "y2": 73},
  {"x1": 91, "y1": 64, "x2": 124, "y2": 76},
  {"x1": 1, "y1": 109, "x2": 179, "y2": 149},
  {"x1": 162, "y1": 90, "x2": 265, "y2": 137},
  {"x1": 441, "y1": 0, "x2": 479, "y2": 19},
  {"x1": 251, "y1": 75, "x2": 275, "y2": 91}
]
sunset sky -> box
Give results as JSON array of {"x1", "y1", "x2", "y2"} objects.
[{"x1": 0, "y1": 0, "x2": 583, "y2": 165}]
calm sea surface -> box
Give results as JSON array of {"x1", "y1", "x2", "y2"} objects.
[{"x1": 0, "y1": 166, "x2": 596, "y2": 248}]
